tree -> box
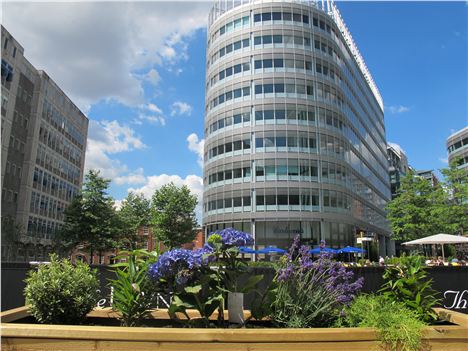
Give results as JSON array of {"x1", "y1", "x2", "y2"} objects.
[
  {"x1": 1, "y1": 216, "x2": 24, "y2": 261},
  {"x1": 437, "y1": 159, "x2": 468, "y2": 235},
  {"x1": 150, "y1": 182, "x2": 198, "y2": 249},
  {"x1": 386, "y1": 162, "x2": 468, "y2": 243},
  {"x1": 117, "y1": 192, "x2": 151, "y2": 250},
  {"x1": 386, "y1": 170, "x2": 443, "y2": 241},
  {"x1": 59, "y1": 170, "x2": 119, "y2": 263}
]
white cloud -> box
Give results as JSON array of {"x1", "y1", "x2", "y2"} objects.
[
  {"x1": 132, "y1": 103, "x2": 166, "y2": 126},
  {"x1": 386, "y1": 105, "x2": 410, "y2": 114},
  {"x1": 160, "y1": 46, "x2": 177, "y2": 60},
  {"x1": 439, "y1": 157, "x2": 448, "y2": 164},
  {"x1": 114, "y1": 199, "x2": 123, "y2": 211},
  {"x1": 134, "y1": 114, "x2": 166, "y2": 126},
  {"x1": 171, "y1": 101, "x2": 192, "y2": 116},
  {"x1": 114, "y1": 167, "x2": 146, "y2": 185},
  {"x1": 85, "y1": 120, "x2": 146, "y2": 179},
  {"x1": 88, "y1": 120, "x2": 146, "y2": 154},
  {"x1": 128, "y1": 174, "x2": 204, "y2": 221},
  {"x1": 145, "y1": 68, "x2": 161, "y2": 86},
  {"x1": 387, "y1": 142, "x2": 406, "y2": 156},
  {"x1": 146, "y1": 103, "x2": 162, "y2": 114},
  {"x1": 2, "y1": 2, "x2": 211, "y2": 110},
  {"x1": 187, "y1": 133, "x2": 204, "y2": 168}
]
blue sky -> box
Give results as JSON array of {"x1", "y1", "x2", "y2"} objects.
[
  {"x1": 338, "y1": 1, "x2": 467, "y2": 173},
  {"x1": 3, "y1": 1, "x2": 467, "y2": 216}
]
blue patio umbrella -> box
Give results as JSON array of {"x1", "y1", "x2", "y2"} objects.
[
  {"x1": 256, "y1": 246, "x2": 287, "y2": 254},
  {"x1": 338, "y1": 246, "x2": 366, "y2": 254},
  {"x1": 309, "y1": 247, "x2": 338, "y2": 255},
  {"x1": 239, "y1": 246, "x2": 258, "y2": 254}
]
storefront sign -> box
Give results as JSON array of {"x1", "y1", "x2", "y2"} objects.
[
  {"x1": 273, "y1": 226, "x2": 303, "y2": 235},
  {"x1": 443, "y1": 290, "x2": 468, "y2": 310}
]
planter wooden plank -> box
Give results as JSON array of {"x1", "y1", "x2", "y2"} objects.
[
  {"x1": 423, "y1": 326, "x2": 468, "y2": 339},
  {"x1": 1, "y1": 323, "x2": 377, "y2": 342},
  {"x1": 88, "y1": 307, "x2": 254, "y2": 321},
  {"x1": 0, "y1": 306, "x2": 30, "y2": 323},
  {"x1": 2, "y1": 307, "x2": 467, "y2": 351},
  {"x1": 2, "y1": 337, "x2": 97, "y2": 351},
  {"x1": 426, "y1": 340, "x2": 468, "y2": 351},
  {"x1": 433, "y1": 308, "x2": 468, "y2": 327},
  {"x1": 2, "y1": 339, "x2": 381, "y2": 351},
  {"x1": 111, "y1": 341, "x2": 380, "y2": 351}
]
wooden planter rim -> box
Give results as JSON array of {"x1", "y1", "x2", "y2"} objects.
[{"x1": 1, "y1": 306, "x2": 467, "y2": 343}]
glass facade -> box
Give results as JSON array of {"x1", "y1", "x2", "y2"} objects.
[{"x1": 203, "y1": 0, "x2": 392, "y2": 253}]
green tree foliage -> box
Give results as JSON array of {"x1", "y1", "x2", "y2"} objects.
[
  {"x1": 386, "y1": 170, "x2": 442, "y2": 241},
  {"x1": 150, "y1": 183, "x2": 198, "y2": 249},
  {"x1": 117, "y1": 192, "x2": 151, "y2": 250},
  {"x1": 1, "y1": 216, "x2": 24, "y2": 261},
  {"x1": 59, "y1": 170, "x2": 118, "y2": 261},
  {"x1": 387, "y1": 160, "x2": 467, "y2": 241},
  {"x1": 437, "y1": 159, "x2": 468, "y2": 235}
]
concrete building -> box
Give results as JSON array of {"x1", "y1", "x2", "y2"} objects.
[
  {"x1": 1, "y1": 26, "x2": 88, "y2": 262},
  {"x1": 387, "y1": 143, "x2": 409, "y2": 198},
  {"x1": 447, "y1": 126, "x2": 468, "y2": 171},
  {"x1": 415, "y1": 170, "x2": 439, "y2": 188},
  {"x1": 203, "y1": 0, "x2": 392, "y2": 255}
]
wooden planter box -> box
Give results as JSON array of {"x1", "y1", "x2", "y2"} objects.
[{"x1": 1, "y1": 307, "x2": 467, "y2": 351}]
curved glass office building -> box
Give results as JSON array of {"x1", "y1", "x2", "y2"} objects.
[{"x1": 203, "y1": 0, "x2": 392, "y2": 254}]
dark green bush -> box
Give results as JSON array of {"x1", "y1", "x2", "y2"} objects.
[
  {"x1": 338, "y1": 294, "x2": 427, "y2": 351},
  {"x1": 24, "y1": 254, "x2": 99, "y2": 324}
]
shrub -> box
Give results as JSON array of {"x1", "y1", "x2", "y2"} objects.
[
  {"x1": 24, "y1": 254, "x2": 99, "y2": 324},
  {"x1": 380, "y1": 254, "x2": 439, "y2": 322},
  {"x1": 338, "y1": 294, "x2": 427, "y2": 351},
  {"x1": 271, "y1": 236, "x2": 363, "y2": 327},
  {"x1": 109, "y1": 249, "x2": 158, "y2": 327}
]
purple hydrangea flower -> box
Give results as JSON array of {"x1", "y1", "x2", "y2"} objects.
[
  {"x1": 148, "y1": 248, "x2": 204, "y2": 282},
  {"x1": 208, "y1": 228, "x2": 254, "y2": 248},
  {"x1": 193, "y1": 244, "x2": 216, "y2": 265}
]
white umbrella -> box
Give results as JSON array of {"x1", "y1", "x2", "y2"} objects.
[{"x1": 402, "y1": 233, "x2": 468, "y2": 260}]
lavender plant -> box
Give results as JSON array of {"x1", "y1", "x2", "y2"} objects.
[{"x1": 271, "y1": 235, "x2": 363, "y2": 327}]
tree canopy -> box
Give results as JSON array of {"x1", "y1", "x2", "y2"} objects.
[
  {"x1": 117, "y1": 192, "x2": 151, "y2": 250},
  {"x1": 59, "y1": 170, "x2": 119, "y2": 261},
  {"x1": 386, "y1": 161, "x2": 468, "y2": 242},
  {"x1": 150, "y1": 182, "x2": 198, "y2": 249}
]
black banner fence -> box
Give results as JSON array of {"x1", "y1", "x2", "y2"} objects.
[{"x1": 2, "y1": 263, "x2": 467, "y2": 314}]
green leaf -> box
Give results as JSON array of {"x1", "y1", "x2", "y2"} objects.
[
  {"x1": 239, "y1": 274, "x2": 264, "y2": 293},
  {"x1": 184, "y1": 285, "x2": 203, "y2": 294}
]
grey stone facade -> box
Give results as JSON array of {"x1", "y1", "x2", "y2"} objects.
[
  {"x1": 203, "y1": 1, "x2": 393, "y2": 255},
  {"x1": 1, "y1": 26, "x2": 88, "y2": 262}
]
